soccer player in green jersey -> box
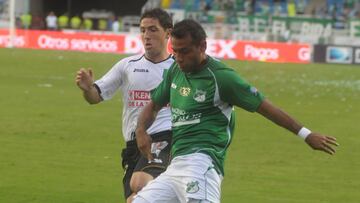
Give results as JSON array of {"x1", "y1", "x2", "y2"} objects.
[{"x1": 132, "y1": 19, "x2": 339, "y2": 203}]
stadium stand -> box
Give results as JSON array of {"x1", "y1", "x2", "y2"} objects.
[{"x1": 0, "y1": 0, "x2": 359, "y2": 45}]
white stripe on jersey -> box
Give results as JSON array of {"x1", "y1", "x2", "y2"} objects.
[{"x1": 95, "y1": 54, "x2": 174, "y2": 142}]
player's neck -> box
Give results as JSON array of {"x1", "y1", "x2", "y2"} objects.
[
  {"x1": 144, "y1": 51, "x2": 170, "y2": 63},
  {"x1": 195, "y1": 54, "x2": 209, "y2": 71},
  {"x1": 187, "y1": 55, "x2": 209, "y2": 74}
]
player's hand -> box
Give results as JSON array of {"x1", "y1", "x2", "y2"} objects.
[
  {"x1": 75, "y1": 68, "x2": 94, "y2": 91},
  {"x1": 135, "y1": 129, "x2": 154, "y2": 162},
  {"x1": 305, "y1": 133, "x2": 339, "y2": 155}
]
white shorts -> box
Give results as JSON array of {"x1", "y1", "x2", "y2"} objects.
[{"x1": 132, "y1": 153, "x2": 223, "y2": 203}]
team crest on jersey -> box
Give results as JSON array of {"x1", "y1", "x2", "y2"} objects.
[
  {"x1": 193, "y1": 89, "x2": 206, "y2": 102},
  {"x1": 179, "y1": 87, "x2": 191, "y2": 96},
  {"x1": 186, "y1": 180, "x2": 200, "y2": 193}
]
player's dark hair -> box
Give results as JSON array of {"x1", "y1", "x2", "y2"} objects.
[
  {"x1": 171, "y1": 19, "x2": 207, "y2": 46},
  {"x1": 140, "y1": 8, "x2": 173, "y2": 30}
]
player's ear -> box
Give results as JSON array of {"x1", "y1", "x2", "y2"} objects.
[
  {"x1": 166, "y1": 28, "x2": 172, "y2": 39},
  {"x1": 200, "y1": 40, "x2": 207, "y2": 52}
]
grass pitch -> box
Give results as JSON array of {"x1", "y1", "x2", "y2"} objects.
[{"x1": 0, "y1": 48, "x2": 359, "y2": 203}]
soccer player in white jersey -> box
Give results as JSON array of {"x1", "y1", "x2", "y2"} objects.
[
  {"x1": 75, "y1": 8, "x2": 174, "y2": 203},
  {"x1": 133, "y1": 19, "x2": 339, "y2": 203}
]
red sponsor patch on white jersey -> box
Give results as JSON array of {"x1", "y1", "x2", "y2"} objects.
[{"x1": 129, "y1": 90, "x2": 150, "y2": 101}]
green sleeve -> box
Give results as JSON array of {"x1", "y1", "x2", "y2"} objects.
[
  {"x1": 217, "y1": 69, "x2": 265, "y2": 112},
  {"x1": 150, "y1": 64, "x2": 174, "y2": 107}
]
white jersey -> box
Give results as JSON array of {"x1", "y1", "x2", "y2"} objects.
[{"x1": 95, "y1": 54, "x2": 174, "y2": 142}]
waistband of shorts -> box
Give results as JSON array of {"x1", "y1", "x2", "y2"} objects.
[
  {"x1": 173, "y1": 152, "x2": 222, "y2": 175},
  {"x1": 126, "y1": 139, "x2": 137, "y2": 147},
  {"x1": 126, "y1": 130, "x2": 172, "y2": 147}
]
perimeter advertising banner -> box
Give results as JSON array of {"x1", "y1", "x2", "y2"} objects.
[
  {"x1": 206, "y1": 39, "x2": 310, "y2": 63},
  {"x1": 313, "y1": 44, "x2": 360, "y2": 65},
  {"x1": 0, "y1": 29, "x2": 311, "y2": 64},
  {"x1": 0, "y1": 29, "x2": 126, "y2": 53}
]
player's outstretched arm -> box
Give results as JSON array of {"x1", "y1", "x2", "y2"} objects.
[
  {"x1": 136, "y1": 100, "x2": 163, "y2": 161},
  {"x1": 75, "y1": 68, "x2": 102, "y2": 104},
  {"x1": 256, "y1": 99, "x2": 339, "y2": 155}
]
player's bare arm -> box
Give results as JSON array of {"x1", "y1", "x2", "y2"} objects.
[
  {"x1": 257, "y1": 99, "x2": 339, "y2": 155},
  {"x1": 75, "y1": 68, "x2": 102, "y2": 104},
  {"x1": 135, "y1": 100, "x2": 163, "y2": 161}
]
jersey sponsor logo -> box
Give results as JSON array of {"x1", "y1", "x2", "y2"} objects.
[
  {"x1": 193, "y1": 89, "x2": 206, "y2": 102},
  {"x1": 186, "y1": 180, "x2": 200, "y2": 194},
  {"x1": 129, "y1": 90, "x2": 150, "y2": 100},
  {"x1": 172, "y1": 119, "x2": 200, "y2": 127},
  {"x1": 172, "y1": 108, "x2": 202, "y2": 127},
  {"x1": 179, "y1": 87, "x2": 191, "y2": 96},
  {"x1": 128, "y1": 90, "x2": 150, "y2": 107},
  {"x1": 128, "y1": 101, "x2": 149, "y2": 107},
  {"x1": 133, "y1": 68, "x2": 149, "y2": 72}
]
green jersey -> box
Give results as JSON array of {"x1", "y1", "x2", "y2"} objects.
[{"x1": 151, "y1": 56, "x2": 265, "y2": 175}]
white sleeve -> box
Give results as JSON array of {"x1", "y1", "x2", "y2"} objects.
[{"x1": 94, "y1": 59, "x2": 126, "y2": 100}]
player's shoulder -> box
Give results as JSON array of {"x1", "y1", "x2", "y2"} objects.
[
  {"x1": 151, "y1": 54, "x2": 175, "y2": 67},
  {"x1": 207, "y1": 56, "x2": 235, "y2": 74},
  {"x1": 122, "y1": 54, "x2": 145, "y2": 64},
  {"x1": 205, "y1": 56, "x2": 245, "y2": 84},
  {"x1": 166, "y1": 54, "x2": 175, "y2": 63},
  {"x1": 107, "y1": 54, "x2": 144, "y2": 71},
  {"x1": 168, "y1": 60, "x2": 182, "y2": 73},
  {"x1": 123, "y1": 54, "x2": 175, "y2": 65}
]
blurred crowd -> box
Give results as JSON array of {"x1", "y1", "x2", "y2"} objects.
[
  {"x1": 13, "y1": 0, "x2": 360, "y2": 31},
  {"x1": 16, "y1": 11, "x2": 122, "y2": 32},
  {"x1": 150, "y1": 0, "x2": 360, "y2": 20}
]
